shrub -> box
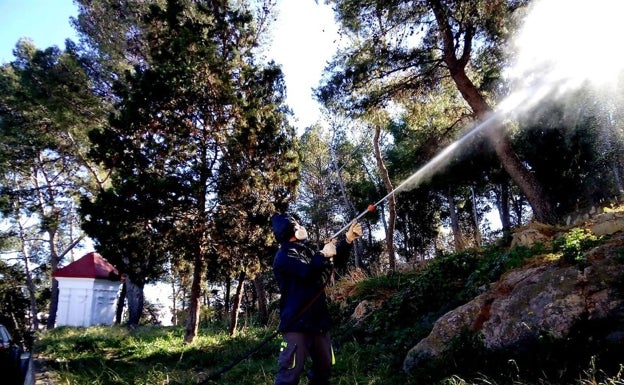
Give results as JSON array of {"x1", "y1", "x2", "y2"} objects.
[{"x1": 553, "y1": 227, "x2": 600, "y2": 265}]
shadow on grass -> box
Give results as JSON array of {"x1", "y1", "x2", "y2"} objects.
[{"x1": 38, "y1": 325, "x2": 281, "y2": 385}]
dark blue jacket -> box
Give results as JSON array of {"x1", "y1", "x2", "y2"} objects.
[{"x1": 273, "y1": 239, "x2": 351, "y2": 333}]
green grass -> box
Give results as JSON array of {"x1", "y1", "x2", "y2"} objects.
[
  {"x1": 34, "y1": 221, "x2": 624, "y2": 384},
  {"x1": 35, "y1": 325, "x2": 279, "y2": 385},
  {"x1": 36, "y1": 324, "x2": 410, "y2": 384},
  {"x1": 35, "y1": 324, "x2": 624, "y2": 385}
]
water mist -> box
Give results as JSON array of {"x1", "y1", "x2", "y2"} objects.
[{"x1": 331, "y1": 0, "x2": 624, "y2": 239}]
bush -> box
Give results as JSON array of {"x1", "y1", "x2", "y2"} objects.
[{"x1": 553, "y1": 228, "x2": 600, "y2": 266}]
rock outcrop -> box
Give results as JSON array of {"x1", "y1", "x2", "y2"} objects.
[{"x1": 403, "y1": 212, "x2": 624, "y2": 373}]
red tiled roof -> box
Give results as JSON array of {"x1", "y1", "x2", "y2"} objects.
[{"x1": 53, "y1": 252, "x2": 119, "y2": 279}]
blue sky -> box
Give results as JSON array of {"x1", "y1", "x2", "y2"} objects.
[
  {"x1": 0, "y1": 0, "x2": 339, "y2": 129},
  {"x1": 0, "y1": 0, "x2": 78, "y2": 63}
]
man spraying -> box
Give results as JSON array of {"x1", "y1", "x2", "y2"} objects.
[{"x1": 271, "y1": 213, "x2": 362, "y2": 385}]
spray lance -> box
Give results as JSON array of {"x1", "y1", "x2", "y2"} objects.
[
  {"x1": 330, "y1": 204, "x2": 376, "y2": 240},
  {"x1": 329, "y1": 120, "x2": 492, "y2": 241},
  {"x1": 328, "y1": 149, "x2": 441, "y2": 241},
  {"x1": 329, "y1": 183, "x2": 407, "y2": 240}
]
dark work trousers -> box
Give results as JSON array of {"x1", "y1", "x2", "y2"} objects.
[{"x1": 275, "y1": 331, "x2": 334, "y2": 385}]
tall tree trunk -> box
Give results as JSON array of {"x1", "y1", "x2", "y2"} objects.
[
  {"x1": 16, "y1": 219, "x2": 39, "y2": 331},
  {"x1": 613, "y1": 161, "x2": 623, "y2": 195},
  {"x1": 470, "y1": 185, "x2": 482, "y2": 247},
  {"x1": 184, "y1": 141, "x2": 210, "y2": 342},
  {"x1": 433, "y1": 236, "x2": 440, "y2": 258},
  {"x1": 332, "y1": 147, "x2": 362, "y2": 268},
  {"x1": 253, "y1": 275, "x2": 268, "y2": 326},
  {"x1": 184, "y1": 247, "x2": 203, "y2": 343},
  {"x1": 511, "y1": 194, "x2": 525, "y2": 227},
  {"x1": 46, "y1": 229, "x2": 60, "y2": 330},
  {"x1": 115, "y1": 277, "x2": 127, "y2": 324},
  {"x1": 224, "y1": 276, "x2": 231, "y2": 322},
  {"x1": 496, "y1": 181, "x2": 512, "y2": 244},
  {"x1": 45, "y1": 232, "x2": 85, "y2": 329},
  {"x1": 373, "y1": 125, "x2": 396, "y2": 271},
  {"x1": 603, "y1": 107, "x2": 623, "y2": 196},
  {"x1": 125, "y1": 275, "x2": 144, "y2": 327},
  {"x1": 485, "y1": 125, "x2": 556, "y2": 224},
  {"x1": 24, "y1": 260, "x2": 38, "y2": 330},
  {"x1": 170, "y1": 278, "x2": 177, "y2": 326},
  {"x1": 430, "y1": 0, "x2": 556, "y2": 225},
  {"x1": 446, "y1": 187, "x2": 465, "y2": 252},
  {"x1": 229, "y1": 271, "x2": 246, "y2": 336}
]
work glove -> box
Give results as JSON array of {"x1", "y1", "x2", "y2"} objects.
[
  {"x1": 320, "y1": 239, "x2": 337, "y2": 258},
  {"x1": 346, "y1": 221, "x2": 363, "y2": 243}
]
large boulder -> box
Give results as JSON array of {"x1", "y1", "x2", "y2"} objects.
[
  {"x1": 509, "y1": 221, "x2": 560, "y2": 248},
  {"x1": 588, "y1": 210, "x2": 624, "y2": 236},
  {"x1": 403, "y1": 231, "x2": 624, "y2": 373}
]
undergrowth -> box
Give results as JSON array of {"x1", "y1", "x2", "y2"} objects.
[
  {"x1": 35, "y1": 323, "x2": 624, "y2": 385},
  {"x1": 34, "y1": 222, "x2": 624, "y2": 384}
]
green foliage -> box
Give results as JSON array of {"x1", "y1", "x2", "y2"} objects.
[
  {"x1": 0, "y1": 37, "x2": 108, "y2": 330},
  {"x1": 0, "y1": 259, "x2": 30, "y2": 346},
  {"x1": 553, "y1": 228, "x2": 600, "y2": 265},
  {"x1": 412, "y1": 330, "x2": 491, "y2": 384},
  {"x1": 328, "y1": 240, "x2": 571, "y2": 381},
  {"x1": 80, "y1": 0, "x2": 298, "y2": 329},
  {"x1": 35, "y1": 321, "x2": 624, "y2": 385},
  {"x1": 464, "y1": 243, "x2": 543, "y2": 293},
  {"x1": 330, "y1": 249, "x2": 498, "y2": 370},
  {"x1": 515, "y1": 90, "x2": 624, "y2": 219}
]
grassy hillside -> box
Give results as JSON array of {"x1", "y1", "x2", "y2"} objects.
[{"x1": 34, "y1": 214, "x2": 624, "y2": 384}]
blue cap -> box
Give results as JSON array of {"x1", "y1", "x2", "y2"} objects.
[{"x1": 271, "y1": 213, "x2": 297, "y2": 243}]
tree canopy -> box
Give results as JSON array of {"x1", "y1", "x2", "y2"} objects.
[
  {"x1": 0, "y1": 0, "x2": 623, "y2": 338},
  {"x1": 79, "y1": 0, "x2": 299, "y2": 337}
]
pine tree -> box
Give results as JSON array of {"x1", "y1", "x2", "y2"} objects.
[
  {"x1": 81, "y1": 0, "x2": 298, "y2": 338},
  {"x1": 319, "y1": 0, "x2": 557, "y2": 224},
  {"x1": 0, "y1": 40, "x2": 107, "y2": 329}
]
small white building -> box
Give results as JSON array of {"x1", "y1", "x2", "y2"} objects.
[{"x1": 52, "y1": 252, "x2": 121, "y2": 327}]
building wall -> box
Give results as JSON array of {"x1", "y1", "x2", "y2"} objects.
[
  {"x1": 56, "y1": 277, "x2": 120, "y2": 327},
  {"x1": 91, "y1": 280, "x2": 120, "y2": 325}
]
